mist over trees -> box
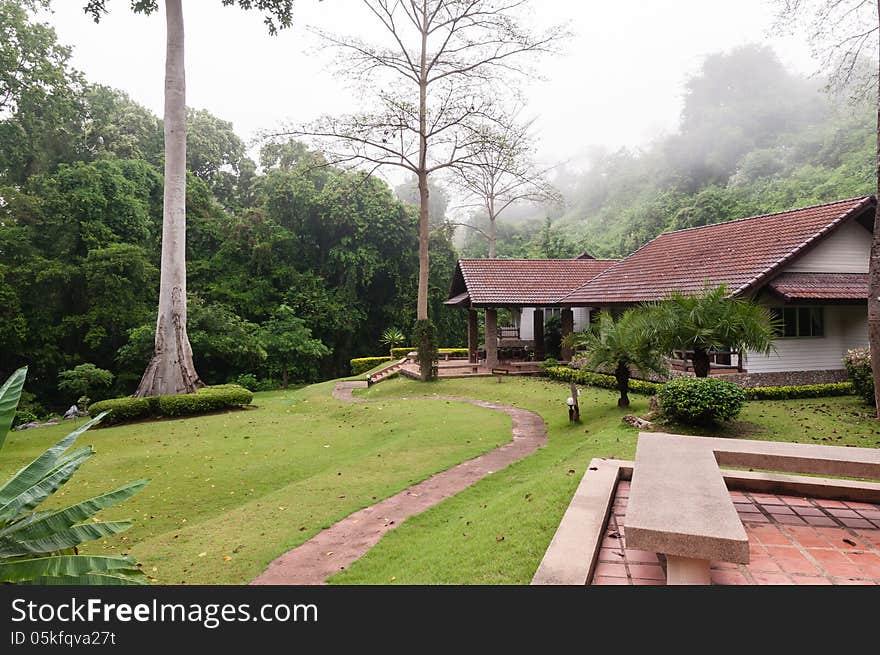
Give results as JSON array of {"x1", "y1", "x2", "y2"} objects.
[{"x1": 464, "y1": 44, "x2": 874, "y2": 259}]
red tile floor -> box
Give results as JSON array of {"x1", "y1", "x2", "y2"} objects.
[{"x1": 592, "y1": 480, "x2": 880, "y2": 585}]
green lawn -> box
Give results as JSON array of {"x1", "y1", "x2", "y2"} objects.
[
  {"x1": 328, "y1": 376, "x2": 880, "y2": 585},
  {"x1": 0, "y1": 380, "x2": 509, "y2": 584},
  {"x1": 3, "y1": 374, "x2": 878, "y2": 585}
]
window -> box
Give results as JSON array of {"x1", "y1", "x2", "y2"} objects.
[{"x1": 772, "y1": 306, "x2": 824, "y2": 338}]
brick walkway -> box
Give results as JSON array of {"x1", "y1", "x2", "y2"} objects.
[
  {"x1": 593, "y1": 481, "x2": 880, "y2": 585},
  {"x1": 252, "y1": 383, "x2": 547, "y2": 584}
]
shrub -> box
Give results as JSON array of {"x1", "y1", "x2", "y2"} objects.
[
  {"x1": 659, "y1": 377, "x2": 745, "y2": 425},
  {"x1": 543, "y1": 365, "x2": 660, "y2": 395},
  {"x1": 391, "y1": 347, "x2": 468, "y2": 359},
  {"x1": 539, "y1": 358, "x2": 560, "y2": 371},
  {"x1": 158, "y1": 385, "x2": 253, "y2": 417},
  {"x1": 350, "y1": 357, "x2": 391, "y2": 375},
  {"x1": 89, "y1": 385, "x2": 253, "y2": 424},
  {"x1": 12, "y1": 409, "x2": 38, "y2": 427},
  {"x1": 844, "y1": 348, "x2": 874, "y2": 405},
  {"x1": 231, "y1": 373, "x2": 259, "y2": 391},
  {"x1": 88, "y1": 397, "x2": 155, "y2": 425},
  {"x1": 743, "y1": 382, "x2": 854, "y2": 400}
]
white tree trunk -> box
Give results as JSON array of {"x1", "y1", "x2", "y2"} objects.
[{"x1": 135, "y1": 0, "x2": 202, "y2": 397}]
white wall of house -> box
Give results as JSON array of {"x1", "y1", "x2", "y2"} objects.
[
  {"x1": 785, "y1": 221, "x2": 870, "y2": 273},
  {"x1": 745, "y1": 304, "x2": 866, "y2": 372},
  {"x1": 518, "y1": 307, "x2": 591, "y2": 342}
]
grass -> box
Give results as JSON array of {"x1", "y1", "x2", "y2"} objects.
[
  {"x1": 0, "y1": 380, "x2": 509, "y2": 584},
  {"x1": 4, "y1": 374, "x2": 878, "y2": 585},
  {"x1": 328, "y1": 376, "x2": 880, "y2": 585}
]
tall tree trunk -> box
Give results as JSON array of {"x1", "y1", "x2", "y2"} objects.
[
  {"x1": 692, "y1": 348, "x2": 711, "y2": 378},
  {"x1": 488, "y1": 215, "x2": 496, "y2": 258},
  {"x1": 615, "y1": 361, "x2": 630, "y2": 408},
  {"x1": 414, "y1": 2, "x2": 434, "y2": 382},
  {"x1": 135, "y1": 0, "x2": 202, "y2": 397},
  {"x1": 870, "y1": 0, "x2": 880, "y2": 416}
]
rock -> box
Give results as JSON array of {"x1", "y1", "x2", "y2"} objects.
[
  {"x1": 648, "y1": 395, "x2": 661, "y2": 413},
  {"x1": 63, "y1": 404, "x2": 79, "y2": 420},
  {"x1": 15, "y1": 419, "x2": 61, "y2": 431},
  {"x1": 622, "y1": 415, "x2": 653, "y2": 429}
]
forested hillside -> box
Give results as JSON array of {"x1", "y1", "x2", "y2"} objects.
[
  {"x1": 460, "y1": 45, "x2": 875, "y2": 259},
  {"x1": 0, "y1": 3, "x2": 464, "y2": 411}
]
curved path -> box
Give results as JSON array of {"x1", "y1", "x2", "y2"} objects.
[{"x1": 251, "y1": 381, "x2": 547, "y2": 585}]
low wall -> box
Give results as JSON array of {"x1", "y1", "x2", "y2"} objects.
[{"x1": 723, "y1": 369, "x2": 848, "y2": 388}]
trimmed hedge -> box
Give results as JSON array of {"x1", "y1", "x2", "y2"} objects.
[
  {"x1": 743, "y1": 382, "x2": 854, "y2": 400},
  {"x1": 543, "y1": 366, "x2": 660, "y2": 395},
  {"x1": 844, "y1": 348, "x2": 874, "y2": 405},
  {"x1": 659, "y1": 377, "x2": 745, "y2": 425},
  {"x1": 390, "y1": 347, "x2": 469, "y2": 359},
  {"x1": 88, "y1": 384, "x2": 253, "y2": 425},
  {"x1": 350, "y1": 357, "x2": 392, "y2": 376}
]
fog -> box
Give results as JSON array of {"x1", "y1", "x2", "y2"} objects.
[{"x1": 44, "y1": 1, "x2": 817, "y2": 172}]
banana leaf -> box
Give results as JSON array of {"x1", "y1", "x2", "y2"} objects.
[
  {"x1": 0, "y1": 367, "x2": 27, "y2": 450},
  {"x1": 0, "y1": 554, "x2": 146, "y2": 585},
  {"x1": 0, "y1": 520, "x2": 134, "y2": 557},
  {"x1": 1, "y1": 479, "x2": 149, "y2": 540}
]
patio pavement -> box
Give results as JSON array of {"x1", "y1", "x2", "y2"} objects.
[{"x1": 592, "y1": 480, "x2": 880, "y2": 585}]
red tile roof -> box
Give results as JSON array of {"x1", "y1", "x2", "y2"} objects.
[
  {"x1": 563, "y1": 196, "x2": 874, "y2": 304},
  {"x1": 766, "y1": 272, "x2": 868, "y2": 301},
  {"x1": 448, "y1": 258, "x2": 618, "y2": 306}
]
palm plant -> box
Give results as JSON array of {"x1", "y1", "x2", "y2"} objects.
[
  {"x1": 380, "y1": 327, "x2": 406, "y2": 359},
  {"x1": 644, "y1": 284, "x2": 778, "y2": 377},
  {"x1": 563, "y1": 310, "x2": 667, "y2": 407},
  {"x1": 0, "y1": 367, "x2": 148, "y2": 584}
]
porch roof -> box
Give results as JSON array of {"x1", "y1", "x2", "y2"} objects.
[
  {"x1": 766, "y1": 272, "x2": 868, "y2": 301},
  {"x1": 447, "y1": 258, "x2": 618, "y2": 307}
]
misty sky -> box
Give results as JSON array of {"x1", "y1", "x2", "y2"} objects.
[{"x1": 42, "y1": 1, "x2": 818, "y2": 169}]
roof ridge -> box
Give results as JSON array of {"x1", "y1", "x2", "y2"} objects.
[
  {"x1": 656, "y1": 195, "x2": 872, "y2": 237},
  {"x1": 458, "y1": 257, "x2": 620, "y2": 262}
]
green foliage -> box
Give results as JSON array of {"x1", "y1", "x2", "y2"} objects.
[
  {"x1": 543, "y1": 365, "x2": 660, "y2": 395},
  {"x1": 88, "y1": 385, "x2": 253, "y2": 424},
  {"x1": 57, "y1": 363, "x2": 114, "y2": 400},
  {"x1": 0, "y1": 367, "x2": 147, "y2": 584},
  {"x1": 230, "y1": 373, "x2": 259, "y2": 391},
  {"x1": 390, "y1": 347, "x2": 468, "y2": 359},
  {"x1": 157, "y1": 385, "x2": 253, "y2": 418},
  {"x1": 643, "y1": 284, "x2": 778, "y2": 376},
  {"x1": 844, "y1": 348, "x2": 874, "y2": 405},
  {"x1": 12, "y1": 409, "x2": 39, "y2": 428},
  {"x1": 86, "y1": 396, "x2": 155, "y2": 425},
  {"x1": 563, "y1": 309, "x2": 666, "y2": 406},
  {"x1": 659, "y1": 377, "x2": 746, "y2": 425},
  {"x1": 350, "y1": 357, "x2": 391, "y2": 376},
  {"x1": 257, "y1": 304, "x2": 329, "y2": 387},
  {"x1": 380, "y1": 327, "x2": 406, "y2": 358},
  {"x1": 743, "y1": 382, "x2": 853, "y2": 400}
]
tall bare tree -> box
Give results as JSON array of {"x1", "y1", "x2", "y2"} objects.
[
  {"x1": 279, "y1": 0, "x2": 566, "y2": 379},
  {"x1": 84, "y1": 0, "x2": 293, "y2": 396},
  {"x1": 450, "y1": 118, "x2": 562, "y2": 258},
  {"x1": 775, "y1": 0, "x2": 880, "y2": 414}
]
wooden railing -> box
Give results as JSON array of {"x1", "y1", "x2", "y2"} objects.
[{"x1": 498, "y1": 326, "x2": 520, "y2": 340}]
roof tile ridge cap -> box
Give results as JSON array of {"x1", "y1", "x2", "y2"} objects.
[
  {"x1": 557, "y1": 259, "x2": 627, "y2": 303},
  {"x1": 646, "y1": 194, "x2": 871, "y2": 239},
  {"x1": 732, "y1": 195, "x2": 874, "y2": 296}
]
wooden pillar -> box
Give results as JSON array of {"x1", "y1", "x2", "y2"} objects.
[
  {"x1": 533, "y1": 308, "x2": 545, "y2": 361},
  {"x1": 467, "y1": 309, "x2": 479, "y2": 364},
  {"x1": 485, "y1": 308, "x2": 498, "y2": 368},
  {"x1": 561, "y1": 308, "x2": 574, "y2": 362}
]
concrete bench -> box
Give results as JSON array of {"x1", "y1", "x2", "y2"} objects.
[{"x1": 625, "y1": 432, "x2": 880, "y2": 584}]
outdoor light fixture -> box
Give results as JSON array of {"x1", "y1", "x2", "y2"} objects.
[
  {"x1": 566, "y1": 397, "x2": 574, "y2": 407},
  {"x1": 567, "y1": 385, "x2": 580, "y2": 423}
]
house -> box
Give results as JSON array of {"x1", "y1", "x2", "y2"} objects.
[
  {"x1": 446, "y1": 196, "x2": 874, "y2": 384},
  {"x1": 445, "y1": 256, "x2": 618, "y2": 367}
]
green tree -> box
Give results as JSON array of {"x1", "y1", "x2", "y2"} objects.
[
  {"x1": 0, "y1": 367, "x2": 148, "y2": 585},
  {"x1": 258, "y1": 305, "x2": 330, "y2": 387},
  {"x1": 644, "y1": 284, "x2": 778, "y2": 377},
  {"x1": 57, "y1": 363, "x2": 114, "y2": 401},
  {"x1": 380, "y1": 327, "x2": 406, "y2": 359},
  {"x1": 0, "y1": 1, "x2": 84, "y2": 184},
  {"x1": 84, "y1": 0, "x2": 294, "y2": 398},
  {"x1": 563, "y1": 310, "x2": 666, "y2": 407}
]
